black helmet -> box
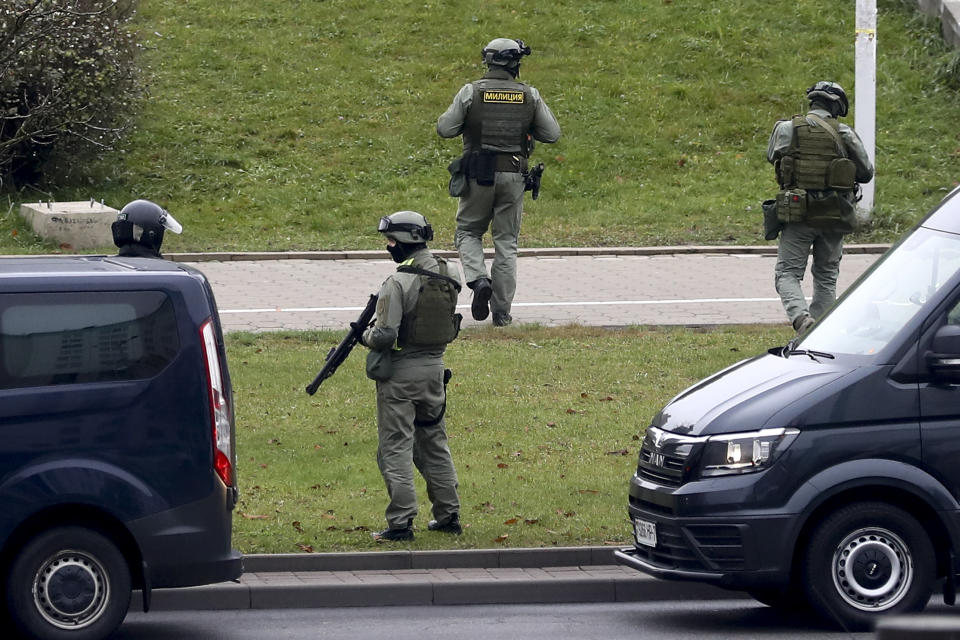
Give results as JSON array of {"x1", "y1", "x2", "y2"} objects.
[
  {"x1": 481, "y1": 38, "x2": 531, "y2": 69},
  {"x1": 806, "y1": 81, "x2": 848, "y2": 117},
  {"x1": 377, "y1": 211, "x2": 434, "y2": 244},
  {"x1": 112, "y1": 199, "x2": 183, "y2": 252}
]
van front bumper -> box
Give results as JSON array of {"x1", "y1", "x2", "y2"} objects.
[{"x1": 616, "y1": 474, "x2": 798, "y2": 590}]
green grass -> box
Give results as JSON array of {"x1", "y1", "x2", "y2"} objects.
[
  {"x1": 229, "y1": 324, "x2": 792, "y2": 553},
  {"x1": 1, "y1": 0, "x2": 959, "y2": 254}
]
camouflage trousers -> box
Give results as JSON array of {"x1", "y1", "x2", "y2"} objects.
[{"x1": 375, "y1": 360, "x2": 460, "y2": 530}]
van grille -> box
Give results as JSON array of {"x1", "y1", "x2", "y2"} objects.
[{"x1": 636, "y1": 426, "x2": 700, "y2": 487}]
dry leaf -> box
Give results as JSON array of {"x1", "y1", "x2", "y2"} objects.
[
  {"x1": 504, "y1": 518, "x2": 518, "y2": 525},
  {"x1": 291, "y1": 521, "x2": 303, "y2": 533},
  {"x1": 296, "y1": 543, "x2": 314, "y2": 553},
  {"x1": 494, "y1": 534, "x2": 509, "y2": 543},
  {"x1": 524, "y1": 519, "x2": 539, "y2": 525},
  {"x1": 241, "y1": 513, "x2": 269, "y2": 520},
  {"x1": 497, "y1": 463, "x2": 509, "y2": 469}
]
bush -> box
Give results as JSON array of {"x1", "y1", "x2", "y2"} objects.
[{"x1": 0, "y1": 0, "x2": 142, "y2": 188}]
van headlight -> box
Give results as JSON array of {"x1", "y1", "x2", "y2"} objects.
[{"x1": 699, "y1": 428, "x2": 799, "y2": 477}]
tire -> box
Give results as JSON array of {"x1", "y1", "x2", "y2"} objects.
[
  {"x1": 6, "y1": 526, "x2": 131, "y2": 640},
  {"x1": 801, "y1": 502, "x2": 935, "y2": 631}
]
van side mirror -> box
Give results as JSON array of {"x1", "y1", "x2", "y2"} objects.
[{"x1": 927, "y1": 325, "x2": 960, "y2": 381}]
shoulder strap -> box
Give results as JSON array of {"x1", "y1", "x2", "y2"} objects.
[
  {"x1": 806, "y1": 113, "x2": 847, "y2": 158},
  {"x1": 396, "y1": 265, "x2": 462, "y2": 292}
]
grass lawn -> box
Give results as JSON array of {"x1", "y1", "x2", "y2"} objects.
[
  {"x1": 229, "y1": 324, "x2": 793, "y2": 553},
  {"x1": 1, "y1": 0, "x2": 959, "y2": 254}
]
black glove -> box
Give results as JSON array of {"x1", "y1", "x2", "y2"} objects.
[{"x1": 351, "y1": 322, "x2": 367, "y2": 346}]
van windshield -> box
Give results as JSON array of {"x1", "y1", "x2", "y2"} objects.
[{"x1": 798, "y1": 227, "x2": 960, "y2": 357}]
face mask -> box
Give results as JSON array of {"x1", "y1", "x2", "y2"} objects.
[{"x1": 387, "y1": 243, "x2": 406, "y2": 263}]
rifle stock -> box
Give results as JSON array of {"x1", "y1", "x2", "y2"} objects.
[{"x1": 305, "y1": 293, "x2": 378, "y2": 395}]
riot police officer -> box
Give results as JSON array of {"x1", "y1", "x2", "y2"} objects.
[
  {"x1": 112, "y1": 199, "x2": 183, "y2": 258},
  {"x1": 362, "y1": 211, "x2": 463, "y2": 541},
  {"x1": 438, "y1": 38, "x2": 561, "y2": 327},
  {"x1": 767, "y1": 82, "x2": 874, "y2": 333}
]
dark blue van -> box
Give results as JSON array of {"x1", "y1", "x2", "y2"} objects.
[
  {"x1": 0, "y1": 256, "x2": 241, "y2": 640},
  {"x1": 616, "y1": 186, "x2": 960, "y2": 630}
]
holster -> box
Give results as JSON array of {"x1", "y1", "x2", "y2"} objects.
[{"x1": 447, "y1": 155, "x2": 469, "y2": 197}]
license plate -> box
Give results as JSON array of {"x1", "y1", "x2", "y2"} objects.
[{"x1": 634, "y1": 517, "x2": 657, "y2": 547}]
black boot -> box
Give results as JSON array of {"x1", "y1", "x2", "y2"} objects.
[
  {"x1": 470, "y1": 278, "x2": 492, "y2": 321},
  {"x1": 372, "y1": 522, "x2": 414, "y2": 541},
  {"x1": 427, "y1": 514, "x2": 463, "y2": 535}
]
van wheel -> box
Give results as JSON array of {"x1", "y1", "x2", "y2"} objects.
[
  {"x1": 801, "y1": 502, "x2": 934, "y2": 631},
  {"x1": 6, "y1": 526, "x2": 131, "y2": 640}
]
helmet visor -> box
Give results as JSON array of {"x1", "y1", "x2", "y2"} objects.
[{"x1": 160, "y1": 211, "x2": 183, "y2": 234}]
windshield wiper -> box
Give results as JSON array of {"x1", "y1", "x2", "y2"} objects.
[{"x1": 785, "y1": 348, "x2": 835, "y2": 362}]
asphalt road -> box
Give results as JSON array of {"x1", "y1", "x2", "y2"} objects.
[{"x1": 117, "y1": 599, "x2": 955, "y2": 639}]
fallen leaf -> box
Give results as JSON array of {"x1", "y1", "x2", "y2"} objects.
[
  {"x1": 321, "y1": 513, "x2": 336, "y2": 520},
  {"x1": 494, "y1": 534, "x2": 509, "y2": 543},
  {"x1": 600, "y1": 396, "x2": 615, "y2": 402},
  {"x1": 497, "y1": 463, "x2": 509, "y2": 469},
  {"x1": 546, "y1": 422, "x2": 556, "y2": 427},
  {"x1": 524, "y1": 519, "x2": 539, "y2": 525},
  {"x1": 605, "y1": 449, "x2": 629, "y2": 456},
  {"x1": 291, "y1": 521, "x2": 303, "y2": 533},
  {"x1": 296, "y1": 543, "x2": 314, "y2": 553},
  {"x1": 578, "y1": 489, "x2": 600, "y2": 494},
  {"x1": 580, "y1": 393, "x2": 589, "y2": 399},
  {"x1": 504, "y1": 518, "x2": 518, "y2": 525},
  {"x1": 241, "y1": 513, "x2": 269, "y2": 520}
]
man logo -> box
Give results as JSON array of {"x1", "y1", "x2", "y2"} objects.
[{"x1": 650, "y1": 452, "x2": 666, "y2": 468}]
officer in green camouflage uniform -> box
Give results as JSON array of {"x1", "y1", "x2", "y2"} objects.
[
  {"x1": 362, "y1": 211, "x2": 463, "y2": 541},
  {"x1": 767, "y1": 82, "x2": 874, "y2": 334},
  {"x1": 438, "y1": 38, "x2": 561, "y2": 327}
]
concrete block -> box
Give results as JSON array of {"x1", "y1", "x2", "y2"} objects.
[
  {"x1": 19, "y1": 201, "x2": 117, "y2": 250},
  {"x1": 943, "y1": 1, "x2": 960, "y2": 48}
]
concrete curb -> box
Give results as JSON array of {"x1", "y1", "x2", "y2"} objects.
[
  {"x1": 161, "y1": 243, "x2": 891, "y2": 262},
  {"x1": 131, "y1": 548, "x2": 741, "y2": 611},
  {"x1": 240, "y1": 545, "x2": 620, "y2": 572}
]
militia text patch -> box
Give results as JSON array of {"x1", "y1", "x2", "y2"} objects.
[{"x1": 483, "y1": 90, "x2": 524, "y2": 104}]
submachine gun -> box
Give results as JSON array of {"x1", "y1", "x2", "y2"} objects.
[{"x1": 305, "y1": 293, "x2": 377, "y2": 395}]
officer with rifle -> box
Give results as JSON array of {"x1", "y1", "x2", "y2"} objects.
[
  {"x1": 310, "y1": 211, "x2": 463, "y2": 541},
  {"x1": 438, "y1": 37, "x2": 561, "y2": 327}
]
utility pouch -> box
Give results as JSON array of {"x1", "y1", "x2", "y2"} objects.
[
  {"x1": 365, "y1": 349, "x2": 393, "y2": 382},
  {"x1": 762, "y1": 199, "x2": 783, "y2": 240},
  {"x1": 776, "y1": 189, "x2": 807, "y2": 224},
  {"x1": 826, "y1": 158, "x2": 856, "y2": 190},
  {"x1": 806, "y1": 191, "x2": 858, "y2": 234},
  {"x1": 447, "y1": 156, "x2": 468, "y2": 197},
  {"x1": 469, "y1": 151, "x2": 496, "y2": 186},
  {"x1": 776, "y1": 156, "x2": 795, "y2": 189}
]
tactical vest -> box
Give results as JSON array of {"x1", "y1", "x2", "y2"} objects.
[
  {"x1": 775, "y1": 113, "x2": 858, "y2": 231},
  {"x1": 397, "y1": 258, "x2": 462, "y2": 348},
  {"x1": 464, "y1": 78, "x2": 536, "y2": 154},
  {"x1": 779, "y1": 114, "x2": 855, "y2": 192}
]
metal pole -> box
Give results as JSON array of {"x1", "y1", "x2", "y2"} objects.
[{"x1": 855, "y1": 0, "x2": 877, "y2": 216}]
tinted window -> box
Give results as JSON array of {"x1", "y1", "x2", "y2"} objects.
[{"x1": 0, "y1": 291, "x2": 179, "y2": 389}]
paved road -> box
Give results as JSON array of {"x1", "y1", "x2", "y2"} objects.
[
  {"x1": 122, "y1": 600, "x2": 953, "y2": 639},
  {"x1": 178, "y1": 247, "x2": 885, "y2": 333}
]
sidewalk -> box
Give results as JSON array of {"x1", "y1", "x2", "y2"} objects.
[
  {"x1": 134, "y1": 547, "x2": 740, "y2": 612},
  {"x1": 169, "y1": 244, "x2": 889, "y2": 333}
]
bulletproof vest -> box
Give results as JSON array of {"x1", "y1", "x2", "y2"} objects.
[
  {"x1": 464, "y1": 77, "x2": 536, "y2": 154},
  {"x1": 397, "y1": 258, "x2": 461, "y2": 348},
  {"x1": 784, "y1": 114, "x2": 848, "y2": 191}
]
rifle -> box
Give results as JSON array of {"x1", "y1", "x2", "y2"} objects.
[
  {"x1": 305, "y1": 294, "x2": 377, "y2": 395},
  {"x1": 524, "y1": 162, "x2": 545, "y2": 200}
]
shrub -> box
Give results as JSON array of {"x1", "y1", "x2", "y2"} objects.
[{"x1": 0, "y1": 0, "x2": 142, "y2": 188}]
